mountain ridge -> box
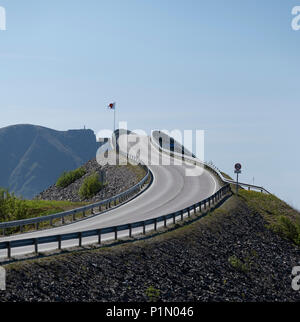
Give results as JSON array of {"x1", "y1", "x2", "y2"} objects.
[{"x1": 0, "y1": 124, "x2": 100, "y2": 199}]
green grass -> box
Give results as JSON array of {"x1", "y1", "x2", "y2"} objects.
[
  {"x1": 221, "y1": 172, "x2": 233, "y2": 180},
  {"x1": 145, "y1": 286, "x2": 160, "y2": 302},
  {"x1": 0, "y1": 195, "x2": 87, "y2": 224},
  {"x1": 228, "y1": 255, "x2": 248, "y2": 273},
  {"x1": 126, "y1": 164, "x2": 147, "y2": 181},
  {"x1": 239, "y1": 190, "x2": 300, "y2": 246},
  {"x1": 56, "y1": 167, "x2": 86, "y2": 188},
  {"x1": 79, "y1": 172, "x2": 103, "y2": 200},
  {"x1": 22, "y1": 199, "x2": 88, "y2": 218},
  {"x1": 0, "y1": 189, "x2": 88, "y2": 234}
]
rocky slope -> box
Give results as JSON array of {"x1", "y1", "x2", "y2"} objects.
[
  {"x1": 0, "y1": 124, "x2": 100, "y2": 199},
  {"x1": 35, "y1": 157, "x2": 144, "y2": 202},
  {"x1": 0, "y1": 194, "x2": 299, "y2": 302}
]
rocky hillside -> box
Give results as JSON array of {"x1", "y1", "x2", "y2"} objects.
[
  {"x1": 0, "y1": 191, "x2": 299, "y2": 302},
  {"x1": 0, "y1": 124, "x2": 100, "y2": 199},
  {"x1": 36, "y1": 157, "x2": 146, "y2": 203}
]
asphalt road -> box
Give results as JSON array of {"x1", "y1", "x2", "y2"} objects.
[{"x1": 0, "y1": 134, "x2": 220, "y2": 258}]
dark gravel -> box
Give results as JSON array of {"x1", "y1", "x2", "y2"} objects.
[
  {"x1": 35, "y1": 158, "x2": 142, "y2": 203},
  {"x1": 0, "y1": 197, "x2": 299, "y2": 302}
]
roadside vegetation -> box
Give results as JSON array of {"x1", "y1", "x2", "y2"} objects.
[
  {"x1": 239, "y1": 190, "x2": 300, "y2": 246},
  {"x1": 221, "y1": 172, "x2": 233, "y2": 180},
  {"x1": 79, "y1": 172, "x2": 104, "y2": 200},
  {"x1": 125, "y1": 163, "x2": 147, "y2": 182},
  {"x1": 2, "y1": 185, "x2": 299, "y2": 302},
  {"x1": 56, "y1": 167, "x2": 86, "y2": 188},
  {"x1": 0, "y1": 188, "x2": 87, "y2": 226}
]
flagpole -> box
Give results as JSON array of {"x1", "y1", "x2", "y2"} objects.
[{"x1": 114, "y1": 107, "x2": 116, "y2": 133}]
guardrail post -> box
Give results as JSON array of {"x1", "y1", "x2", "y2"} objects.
[
  {"x1": 181, "y1": 210, "x2": 184, "y2": 221},
  {"x1": 194, "y1": 204, "x2": 196, "y2": 214},
  {"x1": 248, "y1": 187, "x2": 250, "y2": 191},
  {"x1": 173, "y1": 213, "x2": 176, "y2": 224},
  {"x1": 143, "y1": 222, "x2": 146, "y2": 235},
  {"x1": 72, "y1": 212, "x2": 76, "y2": 222},
  {"x1": 79, "y1": 232, "x2": 82, "y2": 247},
  {"x1": 154, "y1": 218, "x2": 157, "y2": 231},
  {"x1": 58, "y1": 235, "x2": 62, "y2": 250},
  {"x1": 98, "y1": 229, "x2": 101, "y2": 244},
  {"x1": 7, "y1": 241, "x2": 11, "y2": 258},
  {"x1": 114, "y1": 227, "x2": 118, "y2": 240},
  {"x1": 50, "y1": 218, "x2": 53, "y2": 226},
  {"x1": 209, "y1": 198, "x2": 211, "y2": 208},
  {"x1": 34, "y1": 238, "x2": 38, "y2": 254},
  {"x1": 35, "y1": 222, "x2": 39, "y2": 230},
  {"x1": 61, "y1": 216, "x2": 65, "y2": 225},
  {"x1": 199, "y1": 202, "x2": 202, "y2": 213},
  {"x1": 2, "y1": 228, "x2": 4, "y2": 236},
  {"x1": 20, "y1": 225, "x2": 23, "y2": 233},
  {"x1": 188, "y1": 208, "x2": 191, "y2": 217},
  {"x1": 164, "y1": 216, "x2": 167, "y2": 228},
  {"x1": 83, "y1": 210, "x2": 86, "y2": 217},
  {"x1": 129, "y1": 224, "x2": 132, "y2": 238}
]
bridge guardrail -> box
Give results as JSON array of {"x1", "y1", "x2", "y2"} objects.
[
  {"x1": 0, "y1": 131, "x2": 267, "y2": 258},
  {"x1": 0, "y1": 183, "x2": 231, "y2": 259},
  {"x1": 150, "y1": 132, "x2": 271, "y2": 194},
  {"x1": 0, "y1": 151, "x2": 152, "y2": 234}
]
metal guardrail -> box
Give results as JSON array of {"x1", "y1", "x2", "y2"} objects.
[
  {"x1": 150, "y1": 133, "x2": 271, "y2": 194},
  {"x1": 0, "y1": 184, "x2": 231, "y2": 259},
  {"x1": 0, "y1": 131, "x2": 263, "y2": 259},
  {"x1": 223, "y1": 179, "x2": 271, "y2": 194},
  {"x1": 0, "y1": 155, "x2": 152, "y2": 235}
]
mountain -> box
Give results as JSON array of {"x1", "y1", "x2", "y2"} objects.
[{"x1": 0, "y1": 124, "x2": 100, "y2": 199}]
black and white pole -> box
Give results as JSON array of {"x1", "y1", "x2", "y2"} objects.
[
  {"x1": 107, "y1": 102, "x2": 116, "y2": 133},
  {"x1": 114, "y1": 107, "x2": 116, "y2": 132},
  {"x1": 234, "y1": 163, "x2": 242, "y2": 194}
]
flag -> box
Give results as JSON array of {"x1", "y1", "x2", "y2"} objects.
[{"x1": 107, "y1": 102, "x2": 116, "y2": 110}]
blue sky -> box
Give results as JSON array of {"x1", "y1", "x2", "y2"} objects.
[{"x1": 0, "y1": 0, "x2": 299, "y2": 208}]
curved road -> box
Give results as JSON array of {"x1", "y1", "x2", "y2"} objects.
[{"x1": 0, "y1": 133, "x2": 220, "y2": 258}]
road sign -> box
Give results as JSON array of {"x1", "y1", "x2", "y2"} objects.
[
  {"x1": 235, "y1": 163, "x2": 242, "y2": 171},
  {"x1": 234, "y1": 163, "x2": 242, "y2": 195}
]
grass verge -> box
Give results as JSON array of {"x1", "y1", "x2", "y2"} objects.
[{"x1": 239, "y1": 190, "x2": 300, "y2": 246}]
